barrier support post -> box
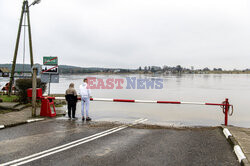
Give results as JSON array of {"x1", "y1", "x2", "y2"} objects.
[{"x1": 224, "y1": 98, "x2": 229, "y2": 126}]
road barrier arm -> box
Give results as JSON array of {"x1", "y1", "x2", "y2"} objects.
[{"x1": 53, "y1": 97, "x2": 233, "y2": 126}]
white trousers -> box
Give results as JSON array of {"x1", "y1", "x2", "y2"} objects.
[{"x1": 81, "y1": 97, "x2": 90, "y2": 117}]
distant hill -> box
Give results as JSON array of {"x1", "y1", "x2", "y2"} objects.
[
  {"x1": 0, "y1": 64, "x2": 133, "y2": 74},
  {"x1": 0, "y1": 64, "x2": 33, "y2": 73}
]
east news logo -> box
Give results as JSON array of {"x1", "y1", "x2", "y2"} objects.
[{"x1": 86, "y1": 77, "x2": 164, "y2": 89}]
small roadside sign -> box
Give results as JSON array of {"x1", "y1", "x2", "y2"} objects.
[
  {"x1": 42, "y1": 65, "x2": 58, "y2": 74},
  {"x1": 42, "y1": 56, "x2": 59, "y2": 95},
  {"x1": 43, "y1": 56, "x2": 58, "y2": 65},
  {"x1": 41, "y1": 74, "x2": 59, "y2": 83}
]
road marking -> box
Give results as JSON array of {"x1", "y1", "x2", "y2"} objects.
[
  {"x1": 0, "y1": 118, "x2": 147, "y2": 166},
  {"x1": 26, "y1": 118, "x2": 45, "y2": 123},
  {"x1": 0, "y1": 125, "x2": 4, "y2": 129}
]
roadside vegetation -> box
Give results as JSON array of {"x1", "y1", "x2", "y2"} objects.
[
  {"x1": 0, "y1": 95, "x2": 19, "y2": 102},
  {"x1": 15, "y1": 78, "x2": 46, "y2": 103}
]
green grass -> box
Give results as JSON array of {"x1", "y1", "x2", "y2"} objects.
[{"x1": 0, "y1": 95, "x2": 19, "y2": 102}]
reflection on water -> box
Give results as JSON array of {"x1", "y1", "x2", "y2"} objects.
[{"x1": 1, "y1": 74, "x2": 250, "y2": 127}]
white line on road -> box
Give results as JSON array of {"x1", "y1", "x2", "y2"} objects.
[{"x1": 0, "y1": 118, "x2": 147, "y2": 166}]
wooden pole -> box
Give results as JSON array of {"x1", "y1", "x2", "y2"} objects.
[
  {"x1": 32, "y1": 67, "x2": 37, "y2": 117},
  {"x1": 26, "y1": 1, "x2": 34, "y2": 67},
  {"x1": 9, "y1": 1, "x2": 26, "y2": 95}
]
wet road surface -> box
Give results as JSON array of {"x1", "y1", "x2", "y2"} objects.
[{"x1": 0, "y1": 118, "x2": 239, "y2": 166}]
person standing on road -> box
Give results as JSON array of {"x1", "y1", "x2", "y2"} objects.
[
  {"x1": 65, "y1": 83, "x2": 78, "y2": 119},
  {"x1": 79, "y1": 78, "x2": 92, "y2": 121}
]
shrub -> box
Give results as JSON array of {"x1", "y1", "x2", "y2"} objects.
[{"x1": 15, "y1": 78, "x2": 47, "y2": 103}]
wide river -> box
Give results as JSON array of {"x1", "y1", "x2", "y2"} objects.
[{"x1": 1, "y1": 74, "x2": 250, "y2": 127}]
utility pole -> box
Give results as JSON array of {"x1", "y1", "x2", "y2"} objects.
[
  {"x1": 9, "y1": 1, "x2": 27, "y2": 96},
  {"x1": 8, "y1": 0, "x2": 41, "y2": 95},
  {"x1": 26, "y1": 2, "x2": 34, "y2": 67}
]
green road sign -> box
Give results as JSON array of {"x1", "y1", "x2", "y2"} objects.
[{"x1": 43, "y1": 56, "x2": 58, "y2": 65}]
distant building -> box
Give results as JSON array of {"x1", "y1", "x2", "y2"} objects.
[
  {"x1": 113, "y1": 69, "x2": 120, "y2": 73},
  {"x1": 0, "y1": 68, "x2": 10, "y2": 77}
]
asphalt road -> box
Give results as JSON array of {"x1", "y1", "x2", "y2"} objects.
[{"x1": 0, "y1": 118, "x2": 239, "y2": 166}]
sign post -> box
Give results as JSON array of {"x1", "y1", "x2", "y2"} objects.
[
  {"x1": 41, "y1": 56, "x2": 59, "y2": 95},
  {"x1": 47, "y1": 73, "x2": 53, "y2": 95},
  {"x1": 32, "y1": 67, "x2": 37, "y2": 117}
]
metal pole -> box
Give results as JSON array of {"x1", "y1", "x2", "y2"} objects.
[
  {"x1": 48, "y1": 74, "x2": 51, "y2": 95},
  {"x1": 32, "y1": 67, "x2": 37, "y2": 117},
  {"x1": 26, "y1": 1, "x2": 34, "y2": 67},
  {"x1": 9, "y1": 1, "x2": 26, "y2": 95},
  {"x1": 224, "y1": 98, "x2": 229, "y2": 126}
]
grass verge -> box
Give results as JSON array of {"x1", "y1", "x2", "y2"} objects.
[{"x1": 0, "y1": 95, "x2": 19, "y2": 102}]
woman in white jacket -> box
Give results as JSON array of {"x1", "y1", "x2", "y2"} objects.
[{"x1": 79, "y1": 78, "x2": 91, "y2": 121}]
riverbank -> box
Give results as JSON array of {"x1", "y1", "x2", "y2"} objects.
[{"x1": 53, "y1": 70, "x2": 250, "y2": 75}]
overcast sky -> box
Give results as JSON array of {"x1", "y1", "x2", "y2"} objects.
[{"x1": 0, "y1": 0, "x2": 250, "y2": 70}]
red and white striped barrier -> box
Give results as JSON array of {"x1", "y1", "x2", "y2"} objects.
[
  {"x1": 54, "y1": 97, "x2": 233, "y2": 126},
  {"x1": 55, "y1": 97, "x2": 229, "y2": 106}
]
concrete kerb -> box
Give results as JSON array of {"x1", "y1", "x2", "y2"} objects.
[
  {"x1": 221, "y1": 127, "x2": 250, "y2": 166},
  {"x1": 0, "y1": 118, "x2": 45, "y2": 130},
  {"x1": 26, "y1": 118, "x2": 45, "y2": 123}
]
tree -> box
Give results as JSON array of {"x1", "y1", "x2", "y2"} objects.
[
  {"x1": 176, "y1": 65, "x2": 182, "y2": 73},
  {"x1": 203, "y1": 67, "x2": 210, "y2": 71},
  {"x1": 213, "y1": 68, "x2": 223, "y2": 71},
  {"x1": 163, "y1": 65, "x2": 169, "y2": 72}
]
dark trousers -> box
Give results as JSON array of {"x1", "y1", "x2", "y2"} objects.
[{"x1": 68, "y1": 103, "x2": 76, "y2": 118}]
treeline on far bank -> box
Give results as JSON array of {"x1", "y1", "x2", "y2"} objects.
[
  {"x1": 136, "y1": 65, "x2": 250, "y2": 74},
  {"x1": 1, "y1": 64, "x2": 250, "y2": 75},
  {"x1": 59, "y1": 65, "x2": 250, "y2": 74}
]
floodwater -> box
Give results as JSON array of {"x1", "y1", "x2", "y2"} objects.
[{"x1": 1, "y1": 74, "x2": 250, "y2": 127}]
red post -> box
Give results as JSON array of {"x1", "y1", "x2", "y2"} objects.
[{"x1": 224, "y1": 98, "x2": 229, "y2": 126}]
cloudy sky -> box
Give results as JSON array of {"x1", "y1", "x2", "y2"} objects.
[{"x1": 0, "y1": 0, "x2": 250, "y2": 69}]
